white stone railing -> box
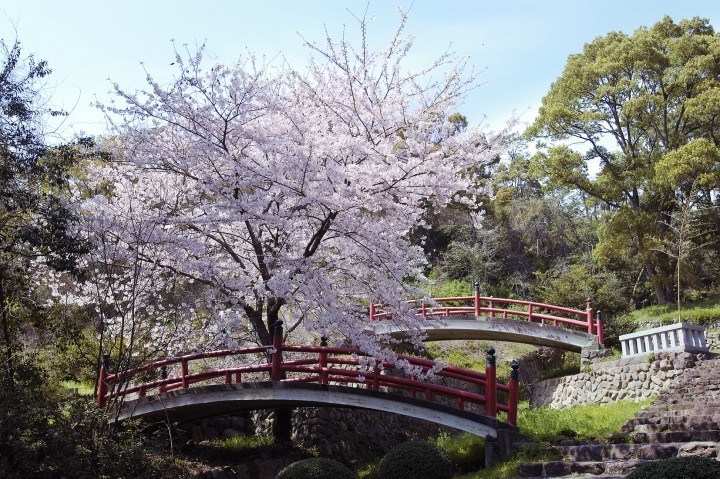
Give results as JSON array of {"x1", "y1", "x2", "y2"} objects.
[{"x1": 619, "y1": 322, "x2": 708, "y2": 358}]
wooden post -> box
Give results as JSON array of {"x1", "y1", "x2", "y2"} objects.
[
  {"x1": 97, "y1": 353, "x2": 110, "y2": 408},
  {"x1": 597, "y1": 310, "x2": 604, "y2": 345},
  {"x1": 489, "y1": 296, "x2": 495, "y2": 318},
  {"x1": 485, "y1": 347, "x2": 497, "y2": 418},
  {"x1": 369, "y1": 302, "x2": 375, "y2": 321},
  {"x1": 319, "y1": 336, "x2": 328, "y2": 384},
  {"x1": 474, "y1": 282, "x2": 481, "y2": 317},
  {"x1": 181, "y1": 360, "x2": 189, "y2": 389},
  {"x1": 271, "y1": 321, "x2": 284, "y2": 381},
  {"x1": 587, "y1": 298, "x2": 595, "y2": 335},
  {"x1": 508, "y1": 361, "x2": 519, "y2": 426}
]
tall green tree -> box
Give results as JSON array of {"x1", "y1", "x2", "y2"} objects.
[
  {"x1": 527, "y1": 16, "x2": 720, "y2": 304},
  {"x1": 0, "y1": 38, "x2": 87, "y2": 388}
]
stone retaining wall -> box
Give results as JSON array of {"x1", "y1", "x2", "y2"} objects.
[{"x1": 529, "y1": 351, "x2": 700, "y2": 409}]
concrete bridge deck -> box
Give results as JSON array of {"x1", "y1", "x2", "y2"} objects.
[
  {"x1": 115, "y1": 381, "x2": 516, "y2": 439},
  {"x1": 368, "y1": 315, "x2": 599, "y2": 352}
]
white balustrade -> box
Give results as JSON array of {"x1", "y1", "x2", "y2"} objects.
[{"x1": 619, "y1": 322, "x2": 708, "y2": 358}]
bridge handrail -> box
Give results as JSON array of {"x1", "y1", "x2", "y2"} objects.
[
  {"x1": 97, "y1": 323, "x2": 520, "y2": 426},
  {"x1": 369, "y1": 291, "x2": 604, "y2": 344}
]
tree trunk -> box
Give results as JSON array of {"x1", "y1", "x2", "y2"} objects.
[
  {"x1": 272, "y1": 409, "x2": 293, "y2": 444},
  {"x1": 266, "y1": 300, "x2": 293, "y2": 444},
  {"x1": 645, "y1": 262, "x2": 671, "y2": 305},
  {"x1": 0, "y1": 279, "x2": 15, "y2": 390}
]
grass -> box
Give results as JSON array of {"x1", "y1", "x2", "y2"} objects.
[
  {"x1": 536, "y1": 362, "x2": 580, "y2": 381},
  {"x1": 434, "y1": 432, "x2": 486, "y2": 473},
  {"x1": 426, "y1": 341, "x2": 489, "y2": 371},
  {"x1": 452, "y1": 399, "x2": 652, "y2": 478},
  {"x1": 205, "y1": 434, "x2": 274, "y2": 450},
  {"x1": 621, "y1": 297, "x2": 720, "y2": 327},
  {"x1": 516, "y1": 399, "x2": 652, "y2": 443},
  {"x1": 454, "y1": 444, "x2": 556, "y2": 479},
  {"x1": 60, "y1": 380, "x2": 95, "y2": 396}
]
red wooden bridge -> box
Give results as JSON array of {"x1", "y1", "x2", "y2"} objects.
[
  {"x1": 369, "y1": 289, "x2": 604, "y2": 350},
  {"x1": 98, "y1": 322, "x2": 519, "y2": 439}
]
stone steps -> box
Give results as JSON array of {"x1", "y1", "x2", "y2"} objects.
[
  {"x1": 548, "y1": 441, "x2": 719, "y2": 462},
  {"x1": 514, "y1": 353, "x2": 720, "y2": 477},
  {"x1": 516, "y1": 459, "x2": 649, "y2": 478},
  {"x1": 630, "y1": 430, "x2": 720, "y2": 443},
  {"x1": 622, "y1": 416, "x2": 720, "y2": 433}
]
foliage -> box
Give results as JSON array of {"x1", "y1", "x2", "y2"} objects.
[
  {"x1": 527, "y1": 16, "x2": 720, "y2": 305},
  {"x1": 619, "y1": 298, "x2": 720, "y2": 327},
  {"x1": 537, "y1": 362, "x2": 580, "y2": 381},
  {"x1": 434, "y1": 432, "x2": 486, "y2": 472},
  {"x1": 426, "y1": 274, "x2": 474, "y2": 299},
  {"x1": 0, "y1": 361, "x2": 189, "y2": 478},
  {"x1": 425, "y1": 340, "x2": 489, "y2": 371},
  {"x1": 275, "y1": 458, "x2": 354, "y2": 479},
  {"x1": 533, "y1": 257, "x2": 634, "y2": 348},
  {"x1": 517, "y1": 399, "x2": 651, "y2": 443},
  {"x1": 79, "y1": 10, "x2": 501, "y2": 366},
  {"x1": 454, "y1": 443, "x2": 556, "y2": 479},
  {"x1": 534, "y1": 257, "x2": 632, "y2": 318},
  {"x1": 0, "y1": 38, "x2": 90, "y2": 388},
  {"x1": 205, "y1": 433, "x2": 273, "y2": 450},
  {"x1": 625, "y1": 456, "x2": 720, "y2": 479},
  {"x1": 59, "y1": 379, "x2": 94, "y2": 396},
  {"x1": 377, "y1": 440, "x2": 453, "y2": 479}
]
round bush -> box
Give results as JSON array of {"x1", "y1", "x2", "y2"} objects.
[
  {"x1": 626, "y1": 456, "x2": 720, "y2": 479},
  {"x1": 378, "y1": 440, "x2": 453, "y2": 479},
  {"x1": 275, "y1": 458, "x2": 354, "y2": 479}
]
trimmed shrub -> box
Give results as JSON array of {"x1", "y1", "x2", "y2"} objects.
[
  {"x1": 626, "y1": 456, "x2": 720, "y2": 479},
  {"x1": 434, "y1": 432, "x2": 485, "y2": 472},
  {"x1": 275, "y1": 458, "x2": 353, "y2": 479},
  {"x1": 378, "y1": 440, "x2": 453, "y2": 479}
]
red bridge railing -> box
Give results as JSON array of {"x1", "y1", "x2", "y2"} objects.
[
  {"x1": 97, "y1": 322, "x2": 520, "y2": 426},
  {"x1": 370, "y1": 285, "x2": 604, "y2": 345}
]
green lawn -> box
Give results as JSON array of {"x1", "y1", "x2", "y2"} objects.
[{"x1": 621, "y1": 298, "x2": 720, "y2": 327}]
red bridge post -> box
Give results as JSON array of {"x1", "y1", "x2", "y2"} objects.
[
  {"x1": 97, "y1": 353, "x2": 110, "y2": 408},
  {"x1": 597, "y1": 310, "x2": 604, "y2": 345},
  {"x1": 181, "y1": 360, "x2": 189, "y2": 389},
  {"x1": 319, "y1": 336, "x2": 328, "y2": 384},
  {"x1": 369, "y1": 302, "x2": 375, "y2": 321},
  {"x1": 474, "y1": 282, "x2": 481, "y2": 316},
  {"x1": 586, "y1": 299, "x2": 595, "y2": 335},
  {"x1": 508, "y1": 361, "x2": 519, "y2": 426},
  {"x1": 485, "y1": 347, "x2": 497, "y2": 418},
  {"x1": 271, "y1": 321, "x2": 284, "y2": 381}
]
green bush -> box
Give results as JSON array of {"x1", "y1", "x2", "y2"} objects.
[
  {"x1": 378, "y1": 441, "x2": 453, "y2": 479},
  {"x1": 434, "y1": 432, "x2": 485, "y2": 472},
  {"x1": 275, "y1": 458, "x2": 354, "y2": 479},
  {"x1": 626, "y1": 456, "x2": 720, "y2": 479}
]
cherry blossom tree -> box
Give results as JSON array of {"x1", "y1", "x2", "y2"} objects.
[{"x1": 88, "y1": 11, "x2": 502, "y2": 357}]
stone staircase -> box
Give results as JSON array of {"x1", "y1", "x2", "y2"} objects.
[{"x1": 514, "y1": 353, "x2": 720, "y2": 478}]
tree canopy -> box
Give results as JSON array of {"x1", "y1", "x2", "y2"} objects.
[
  {"x1": 80, "y1": 13, "x2": 501, "y2": 358},
  {"x1": 527, "y1": 16, "x2": 720, "y2": 304}
]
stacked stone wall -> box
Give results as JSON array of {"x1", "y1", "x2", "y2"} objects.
[{"x1": 529, "y1": 351, "x2": 702, "y2": 408}]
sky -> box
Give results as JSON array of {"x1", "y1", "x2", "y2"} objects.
[{"x1": 3, "y1": 0, "x2": 720, "y2": 140}]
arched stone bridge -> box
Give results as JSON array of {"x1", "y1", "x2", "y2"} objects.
[
  {"x1": 98, "y1": 323, "x2": 519, "y2": 441},
  {"x1": 367, "y1": 291, "x2": 604, "y2": 352}
]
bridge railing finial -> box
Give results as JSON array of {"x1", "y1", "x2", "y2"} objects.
[
  {"x1": 97, "y1": 353, "x2": 110, "y2": 408},
  {"x1": 271, "y1": 321, "x2": 284, "y2": 381},
  {"x1": 508, "y1": 361, "x2": 520, "y2": 426},
  {"x1": 474, "y1": 282, "x2": 480, "y2": 316},
  {"x1": 485, "y1": 347, "x2": 497, "y2": 418},
  {"x1": 586, "y1": 298, "x2": 595, "y2": 335}
]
